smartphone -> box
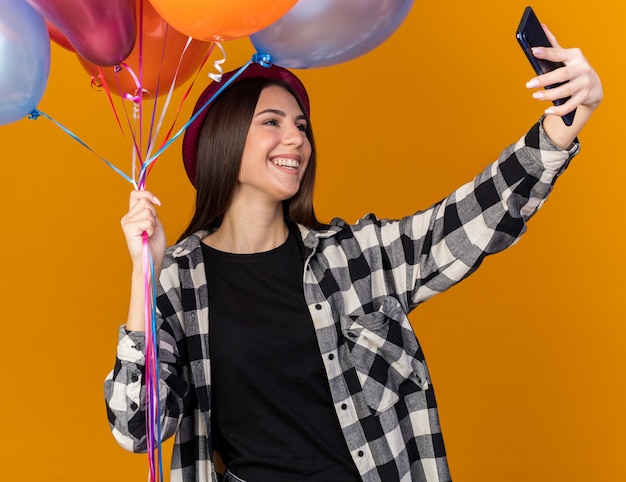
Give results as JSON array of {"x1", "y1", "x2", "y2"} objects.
[{"x1": 516, "y1": 6, "x2": 575, "y2": 126}]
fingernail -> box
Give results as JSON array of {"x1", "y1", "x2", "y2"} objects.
[
  {"x1": 545, "y1": 108, "x2": 556, "y2": 115},
  {"x1": 526, "y1": 79, "x2": 539, "y2": 88},
  {"x1": 153, "y1": 196, "x2": 162, "y2": 206},
  {"x1": 532, "y1": 91, "x2": 544, "y2": 100},
  {"x1": 531, "y1": 47, "x2": 544, "y2": 56}
]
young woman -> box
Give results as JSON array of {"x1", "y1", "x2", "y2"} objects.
[{"x1": 106, "y1": 26, "x2": 602, "y2": 482}]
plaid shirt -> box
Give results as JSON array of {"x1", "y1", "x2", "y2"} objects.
[{"x1": 105, "y1": 121, "x2": 579, "y2": 481}]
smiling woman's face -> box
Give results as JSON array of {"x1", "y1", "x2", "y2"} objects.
[{"x1": 236, "y1": 84, "x2": 312, "y2": 204}]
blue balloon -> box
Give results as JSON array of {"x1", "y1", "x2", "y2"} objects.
[
  {"x1": 250, "y1": 0, "x2": 414, "y2": 69},
  {"x1": 0, "y1": 0, "x2": 51, "y2": 125}
]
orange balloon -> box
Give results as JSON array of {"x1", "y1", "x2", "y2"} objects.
[
  {"x1": 148, "y1": 0, "x2": 298, "y2": 41},
  {"x1": 78, "y1": 0, "x2": 212, "y2": 99}
]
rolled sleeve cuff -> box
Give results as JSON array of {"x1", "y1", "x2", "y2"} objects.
[
  {"x1": 535, "y1": 116, "x2": 580, "y2": 171},
  {"x1": 117, "y1": 326, "x2": 146, "y2": 364}
]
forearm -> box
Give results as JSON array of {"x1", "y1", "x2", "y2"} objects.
[
  {"x1": 542, "y1": 104, "x2": 594, "y2": 149},
  {"x1": 125, "y1": 267, "x2": 156, "y2": 332}
]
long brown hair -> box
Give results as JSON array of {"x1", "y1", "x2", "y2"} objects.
[{"x1": 177, "y1": 77, "x2": 321, "y2": 242}]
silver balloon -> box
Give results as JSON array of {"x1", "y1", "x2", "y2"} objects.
[{"x1": 250, "y1": 0, "x2": 414, "y2": 68}]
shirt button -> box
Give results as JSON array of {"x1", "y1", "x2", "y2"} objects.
[
  {"x1": 130, "y1": 402, "x2": 138, "y2": 411},
  {"x1": 358, "y1": 451, "x2": 364, "y2": 457},
  {"x1": 131, "y1": 374, "x2": 139, "y2": 383},
  {"x1": 328, "y1": 354, "x2": 334, "y2": 360},
  {"x1": 315, "y1": 304, "x2": 322, "y2": 310},
  {"x1": 341, "y1": 403, "x2": 347, "y2": 410}
]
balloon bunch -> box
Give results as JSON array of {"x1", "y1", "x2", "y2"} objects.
[
  {"x1": 0, "y1": 0, "x2": 414, "y2": 480},
  {"x1": 1, "y1": 0, "x2": 416, "y2": 153}
]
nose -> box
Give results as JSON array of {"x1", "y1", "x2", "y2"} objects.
[{"x1": 282, "y1": 122, "x2": 305, "y2": 147}]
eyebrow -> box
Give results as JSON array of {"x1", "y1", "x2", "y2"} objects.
[{"x1": 255, "y1": 108, "x2": 307, "y2": 121}]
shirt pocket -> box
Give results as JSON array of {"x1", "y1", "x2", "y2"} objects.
[{"x1": 340, "y1": 296, "x2": 429, "y2": 415}]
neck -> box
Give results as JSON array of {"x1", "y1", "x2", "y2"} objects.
[{"x1": 204, "y1": 198, "x2": 288, "y2": 254}]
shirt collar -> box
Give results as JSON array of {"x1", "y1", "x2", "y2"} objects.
[{"x1": 171, "y1": 223, "x2": 342, "y2": 258}]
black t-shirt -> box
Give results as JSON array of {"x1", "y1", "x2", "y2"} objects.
[{"x1": 202, "y1": 225, "x2": 360, "y2": 481}]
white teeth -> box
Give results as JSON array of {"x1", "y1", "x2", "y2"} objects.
[{"x1": 273, "y1": 158, "x2": 300, "y2": 168}]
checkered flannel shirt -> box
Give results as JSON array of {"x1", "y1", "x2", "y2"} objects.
[{"x1": 105, "y1": 120, "x2": 579, "y2": 481}]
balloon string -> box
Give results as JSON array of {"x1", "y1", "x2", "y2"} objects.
[
  {"x1": 88, "y1": 65, "x2": 142, "y2": 183},
  {"x1": 142, "y1": 25, "x2": 180, "y2": 181},
  {"x1": 150, "y1": 34, "x2": 198, "y2": 155},
  {"x1": 115, "y1": 63, "x2": 146, "y2": 174},
  {"x1": 142, "y1": 231, "x2": 163, "y2": 482},
  {"x1": 142, "y1": 233, "x2": 154, "y2": 478},
  {"x1": 143, "y1": 41, "x2": 218, "y2": 183},
  {"x1": 137, "y1": 0, "x2": 145, "y2": 165},
  {"x1": 139, "y1": 53, "x2": 263, "y2": 181},
  {"x1": 93, "y1": 67, "x2": 127, "y2": 140},
  {"x1": 176, "y1": 41, "x2": 219, "y2": 112},
  {"x1": 104, "y1": 63, "x2": 146, "y2": 186},
  {"x1": 143, "y1": 22, "x2": 172, "y2": 164},
  {"x1": 92, "y1": 54, "x2": 146, "y2": 180},
  {"x1": 29, "y1": 43, "x2": 236, "y2": 189},
  {"x1": 151, "y1": 248, "x2": 164, "y2": 482},
  {"x1": 137, "y1": 4, "x2": 161, "y2": 479},
  {"x1": 27, "y1": 109, "x2": 134, "y2": 184},
  {"x1": 208, "y1": 42, "x2": 227, "y2": 82}
]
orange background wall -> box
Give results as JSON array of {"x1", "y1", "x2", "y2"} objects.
[{"x1": 1, "y1": 1, "x2": 624, "y2": 480}]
